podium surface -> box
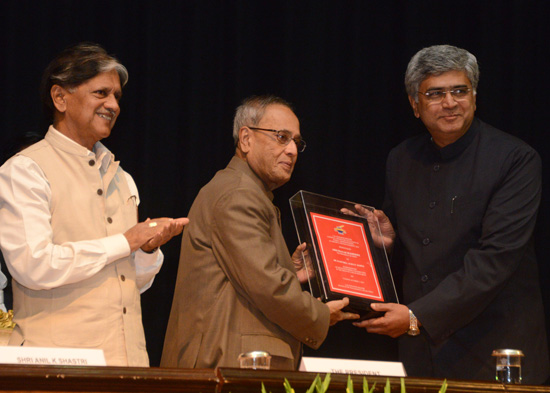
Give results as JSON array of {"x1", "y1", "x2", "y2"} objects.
[{"x1": 0, "y1": 365, "x2": 548, "y2": 393}]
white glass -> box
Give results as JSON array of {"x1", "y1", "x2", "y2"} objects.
[
  {"x1": 238, "y1": 351, "x2": 271, "y2": 370},
  {"x1": 492, "y1": 349, "x2": 524, "y2": 384}
]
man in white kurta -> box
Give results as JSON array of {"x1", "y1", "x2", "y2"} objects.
[{"x1": 0, "y1": 43, "x2": 187, "y2": 366}]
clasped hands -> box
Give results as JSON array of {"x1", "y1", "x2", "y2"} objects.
[{"x1": 124, "y1": 217, "x2": 189, "y2": 253}]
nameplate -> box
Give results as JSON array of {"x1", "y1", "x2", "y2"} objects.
[
  {"x1": 299, "y1": 356, "x2": 406, "y2": 377},
  {"x1": 0, "y1": 346, "x2": 106, "y2": 366}
]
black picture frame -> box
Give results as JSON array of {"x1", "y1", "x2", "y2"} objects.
[{"x1": 290, "y1": 190, "x2": 399, "y2": 320}]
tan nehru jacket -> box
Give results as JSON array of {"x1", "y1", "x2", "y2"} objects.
[{"x1": 10, "y1": 127, "x2": 148, "y2": 366}]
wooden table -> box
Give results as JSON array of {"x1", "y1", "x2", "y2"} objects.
[{"x1": 0, "y1": 365, "x2": 548, "y2": 393}]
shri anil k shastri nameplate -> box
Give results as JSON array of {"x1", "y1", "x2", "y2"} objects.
[{"x1": 290, "y1": 191, "x2": 398, "y2": 320}]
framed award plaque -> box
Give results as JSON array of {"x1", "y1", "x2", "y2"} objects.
[{"x1": 290, "y1": 190, "x2": 398, "y2": 320}]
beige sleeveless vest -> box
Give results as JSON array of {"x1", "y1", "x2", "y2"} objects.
[{"x1": 10, "y1": 127, "x2": 149, "y2": 366}]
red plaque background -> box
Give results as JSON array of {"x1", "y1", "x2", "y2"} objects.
[{"x1": 310, "y1": 213, "x2": 384, "y2": 301}]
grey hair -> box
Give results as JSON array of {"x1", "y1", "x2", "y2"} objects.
[
  {"x1": 405, "y1": 45, "x2": 479, "y2": 102},
  {"x1": 41, "y1": 42, "x2": 128, "y2": 119},
  {"x1": 232, "y1": 95, "x2": 294, "y2": 145}
]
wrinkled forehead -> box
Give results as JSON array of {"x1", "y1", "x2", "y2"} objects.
[{"x1": 259, "y1": 104, "x2": 301, "y2": 136}]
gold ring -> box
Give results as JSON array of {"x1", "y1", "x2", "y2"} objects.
[{"x1": 148, "y1": 222, "x2": 157, "y2": 228}]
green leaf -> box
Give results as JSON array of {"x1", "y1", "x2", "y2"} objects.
[
  {"x1": 314, "y1": 375, "x2": 323, "y2": 393},
  {"x1": 346, "y1": 375, "x2": 354, "y2": 393},
  {"x1": 362, "y1": 376, "x2": 376, "y2": 393},
  {"x1": 438, "y1": 379, "x2": 448, "y2": 393},
  {"x1": 306, "y1": 375, "x2": 321, "y2": 393},
  {"x1": 319, "y1": 373, "x2": 331, "y2": 393},
  {"x1": 384, "y1": 378, "x2": 391, "y2": 393},
  {"x1": 283, "y1": 378, "x2": 295, "y2": 393},
  {"x1": 369, "y1": 382, "x2": 376, "y2": 393}
]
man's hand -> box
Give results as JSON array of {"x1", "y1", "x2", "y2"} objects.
[
  {"x1": 341, "y1": 205, "x2": 396, "y2": 250},
  {"x1": 352, "y1": 302, "x2": 411, "y2": 338},
  {"x1": 292, "y1": 242, "x2": 315, "y2": 284},
  {"x1": 326, "y1": 297, "x2": 360, "y2": 326},
  {"x1": 124, "y1": 217, "x2": 189, "y2": 253}
]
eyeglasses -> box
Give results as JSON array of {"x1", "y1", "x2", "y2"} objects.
[
  {"x1": 418, "y1": 87, "x2": 473, "y2": 103},
  {"x1": 247, "y1": 127, "x2": 307, "y2": 152}
]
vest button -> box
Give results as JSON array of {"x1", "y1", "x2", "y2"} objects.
[
  {"x1": 120, "y1": 275, "x2": 125, "y2": 282},
  {"x1": 429, "y1": 201, "x2": 436, "y2": 209},
  {"x1": 107, "y1": 217, "x2": 113, "y2": 224},
  {"x1": 88, "y1": 159, "x2": 95, "y2": 166},
  {"x1": 97, "y1": 189, "x2": 103, "y2": 196},
  {"x1": 433, "y1": 164, "x2": 440, "y2": 172},
  {"x1": 421, "y1": 274, "x2": 429, "y2": 282},
  {"x1": 422, "y1": 238, "x2": 430, "y2": 245}
]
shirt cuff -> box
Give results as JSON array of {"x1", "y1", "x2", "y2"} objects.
[
  {"x1": 135, "y1": 247, "x2": 162, "y2": 269},
  {"x1": 135, "y1": 248, "x2": 164, "y2": 292},
  {"x1": 99, "y1": 233, "x2": 131, "y2": 264}
]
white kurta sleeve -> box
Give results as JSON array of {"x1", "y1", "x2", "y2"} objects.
[{"x1": 0, "y1": 155, "x2": 131, "y2": 290}]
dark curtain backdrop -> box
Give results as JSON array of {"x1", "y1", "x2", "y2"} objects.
[{"x1": 2, "y1": 0, "x2": 549, "y2": 368}]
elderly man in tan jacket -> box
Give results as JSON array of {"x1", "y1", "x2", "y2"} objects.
[{"x1": 161, "y1": 95, "x2": 358, "y2": 370}]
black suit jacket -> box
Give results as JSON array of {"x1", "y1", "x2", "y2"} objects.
[{"x1": 384, "y1": 118, "x2": 549, "y2": 384}]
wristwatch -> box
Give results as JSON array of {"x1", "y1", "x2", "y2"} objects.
[{"x1": 407, "y1": 309, "x2": 420, "y2": 336}]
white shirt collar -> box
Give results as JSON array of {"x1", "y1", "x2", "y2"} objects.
[{"x1": 49, "y1": 125, "x2": 114, "y2": 172}]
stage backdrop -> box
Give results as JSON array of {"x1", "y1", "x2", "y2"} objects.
[{"x1": 1, "y1": 0, "x2": 549, "y2": 367}]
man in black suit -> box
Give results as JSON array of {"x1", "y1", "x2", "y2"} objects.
[{"x1": 353, "y1": 45, "x2": 549, "y2": 384}]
